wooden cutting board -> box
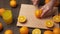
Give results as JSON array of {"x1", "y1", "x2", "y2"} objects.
[{"x1": 17, "y1": 4, "x2": 59, "y2": 29}]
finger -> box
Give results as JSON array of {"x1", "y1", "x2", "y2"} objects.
[{"x1": 40, "y1": 6, "x2": 50, "y2": 17}]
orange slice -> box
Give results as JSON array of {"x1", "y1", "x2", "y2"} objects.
[
  {"x1": 35, "y1": 9, "x2": 43, "y2": 18},
  {"x1": 18, "y1": 16, "x2": 27, "y2": 23},
  {"x1": 45, "y1": 20, "x2": 54, "y2": 28},
  {"x1": 32, "y1": 29, "x2": 41, "y2": 34},
  {"x1": 53, "y1": 15, "x2": 60, "y2": 23}
]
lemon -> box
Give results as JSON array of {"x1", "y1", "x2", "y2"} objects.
[
  {"x1": 10, "y1": 0, "x2": 17, "y2": 7},
  {"x1": 32, "y1": 29, "x2": 41, "y2": 34},
  {"x1": 18, "y1": 16, "x2": 27, "y2": 23},
  {"x1": 45, "y1": 20, "x2": 54, "y2": 28}
]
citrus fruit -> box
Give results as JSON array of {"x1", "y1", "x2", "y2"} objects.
[
  {"x1": 45, "y1": 20, "x2": 54, "y2": 28},
  {"x1": 18, "y1": 16, "x2": 27, "y2": 23},
  {"x1": 0, "y1": 8, "x2": 5, "y2": 16},
  {"x1": 45, "y1": 0, "x2": 59, "y2": 7},
  {"x1": 45, "y1": 0, "x2": 50, "y2": 4},
  {"x1": 44, "y1": 30, "x2": 53, "y2": 34},
  {"x1": 53, "y1": 28, "x2": 60, "y2": 34},
  {"x1": 4, "y1": 29, "x2": 13, "y2": 34},
  {"x1": 10, "y1": 0, "x2": 17, "y2": 7},
  {"x1": 54, "y1": 0, "x2": 59, "y2": 7},
  {"x1": 11, "y1": 0, "x2": 16, "y2": 1},
  {"x1": 53, "y1": 15, "x2": 60, "y2": 23},
  {"x1": 32, "y1": 29, "x2": 41, "y2": 34},
  {"x1": 0, "y1": 23, "x2": 3, "y2": 31},
  {"x1": 35, "y1": 9, "x2": 43, "y2": 18},
  {"x1": 19, "y1": 26, "x2": 29, "y2": 34}
]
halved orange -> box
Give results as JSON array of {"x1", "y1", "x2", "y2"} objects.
[
  {"x1": 18, "y1": 16, "x2": 27, "y2": 23},
  {"x1": 35, "y1": 9, "x2": 43, "y2": 18},
  {"x1": 32, "y1": 29, "x2": 41, "y2": 34},
  {"x1": 45, "y1": 20, "x2": 54, "y2": 28},
  {"x1": 53, "y1": 15, "x2": 60, "y2": 23}
]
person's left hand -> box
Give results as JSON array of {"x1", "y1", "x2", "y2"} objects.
[{"x1": 31, "y1": 0, "x2": 39, "y2": 5}]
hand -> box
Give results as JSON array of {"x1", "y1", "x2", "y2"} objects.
[
  {"x1": 40, "y1": 1, "x2": 54, "y2": 18},
  {"x1": 31, "y1": 0, "x2": 39, "y2": 5}
]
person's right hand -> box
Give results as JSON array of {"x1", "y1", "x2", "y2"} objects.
[
  {"x1": 31, "y1": 0, "x2": 56, "y2": 18},
  {"x1": 40, "y1": 0, "x2": 56, "y2": 18}
]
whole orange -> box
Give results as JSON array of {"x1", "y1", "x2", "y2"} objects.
[
  {"x1": 45, "y1": 0, "x2": 59, "y2": 7},
  {"x1": 0, "y1": 23, "x2": 3, "y2": 31},
  {"x1": 4, "y1": 29, "x2": 13, "y2": 34},
  {"x1": 0, "y1": 8, "x2": 5, "y2": 16},
  {"x1": 35, "y1": 9, "x2": 42, "y2": 18},
  {"x1": 10, "y1": 0, "x2": 17, "y2": 7},
  {"x1": 19, "y1": 26, "x2": 29, "y2": 34},
  {"x1": 44, "y1": 30, "x2": 53, "y2": 34},
  {"x1": 53, "y1": 28, "x2": 60, "y2": 34},
  {"x1": 45, "y1": 0, "x2": 50, "y2": 4}
]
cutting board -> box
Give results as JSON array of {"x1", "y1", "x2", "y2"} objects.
[{"x1": 17, "y1": 4, "x2": 59, "y2": 29}]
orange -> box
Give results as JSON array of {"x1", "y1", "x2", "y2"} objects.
[
  {"x1": 35, "y1": 9, "x2": 42, "y2": 18},
  {"x1": 44, "y1": 30, "x2": 53, "y2": 34},
  {"x1": 4, "y1": 29, "x2": 13, "y2": 34},
  {"x1": 0, "y1": 23, "x2": 3, "y2": 31},
  {"x1": 18, "y1": 16, "x2": 27, "y2": 23},
  {"x1": 45, "y1": 0, "x2": 50, "y2": 4},
  {"x1": 45, "y1": 0, "x2": 59, "y2": 7},
  {"x1": 0, "y1": 8, "x2": 5, "y2": 16},
  {"x1": 45, "y1": 20, "x2": 54, "y2": 28},
  {"x1": 10, "y1": 0, "x2": 17, "y2": 7},
  {"x1": 19, "y1": 26, "x2": 29, "y2": 34},
  {"x1": 53, "y1": 28, "x2": 60, "y2": 34},
  {"x1": 32, "y1": 29, "x2": 41, "y2": 34},
  {"x1": 54, "y1": 0, "x2": 59, "y2": 7},
  {"x1": 11, "y1": 0, "x2": 16, "y2": 1},
  {"x1": 53, "y1": 15, "x2": 60, "y2": 23}
]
